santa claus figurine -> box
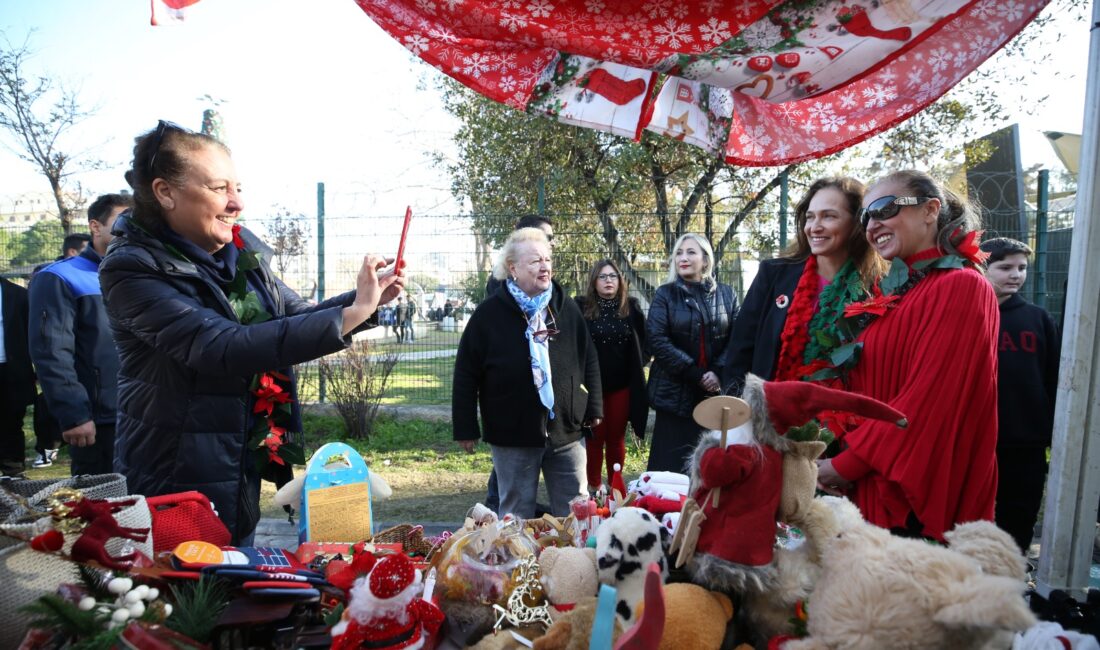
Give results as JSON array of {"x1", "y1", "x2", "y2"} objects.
[
  {"x1": 331, "y1": 552, "x2": 445, "y2": 650},
  {"x1": 686, "y1": 374, "x2": 907, "y2": 595}
]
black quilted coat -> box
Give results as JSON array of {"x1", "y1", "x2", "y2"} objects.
[
  {"x1": 645, "y1": 278, "x2": 738, "y2": 418},
  {"x1": 100, "y1": 216, "x2": 366, "y2": 543}
]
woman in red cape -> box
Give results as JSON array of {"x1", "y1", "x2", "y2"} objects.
[{"x1": 816, "y1": 170, "x2": 999, "y2": 541}]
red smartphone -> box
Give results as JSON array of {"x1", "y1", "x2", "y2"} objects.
[{"x1": 395, "y1": 206, "x2": 412, "y2": 271}]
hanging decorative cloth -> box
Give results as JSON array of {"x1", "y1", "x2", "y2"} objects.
[
  {"x1": 507, "y1": 279, "x2": 556, "y2": 419},
  {"x1": 355, "y1": 1, "x2": 1048, "y2": 165}
]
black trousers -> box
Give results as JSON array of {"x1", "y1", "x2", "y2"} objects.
[
  {"x1": 70, "y1": 424, "x2": 116, "y2": 476},
  {"x1": 647, "y1": 410, "x2": 704, "y2": 473},
  {"x1": 33, "y1": 392, "x2": 62, "y2": 454},
  {"x1": 995, "y1": 444, "x2": 1048, "y2": 552},
  {"x1": 0, "y1": 365, "x2": 28, "y2": 476}
]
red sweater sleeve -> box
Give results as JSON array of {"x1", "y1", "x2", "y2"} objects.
[
  {"x1": 842, "y1": 269, "x2": 999, "y2": 537},
  {"x1": 831, "y1": 450, "x2": 872, "y2": 481},
  {"x1": 699, "y1": 444, "x2": 757, "y2": 489}
]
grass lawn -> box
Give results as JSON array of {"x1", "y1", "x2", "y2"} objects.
[{"x1": 20, "y1": 409, "x2": 651, "y2": 525}]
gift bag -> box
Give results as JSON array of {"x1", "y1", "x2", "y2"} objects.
[{"x1": 146, "y1": 491, "x2": 231, "y2": 553}]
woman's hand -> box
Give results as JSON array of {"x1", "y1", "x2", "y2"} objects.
[
  {"x1": 457, "y1": 440, "x2": 477, "y2": 453},
  {"x1": 342, "y1": 255, "x2": 404, "y2": 335},
  {"x1": 699, "y1": 371, "x2": 721, "y2": 393},
  {"x1": 816, "y1": 458, "x2": 852, "y2": 496}
]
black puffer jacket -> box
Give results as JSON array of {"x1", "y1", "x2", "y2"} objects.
[
  {"x1": 453, "y1": 281, "x2": 603, "y2": 448},
  {"x1": 100, "y1": 217, "x2": 366, "y2": 543},
  {"x1": 646, "y1": 278, "x2": 737, "y2": 418}
]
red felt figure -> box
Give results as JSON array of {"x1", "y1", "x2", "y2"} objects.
[
  {"x1": 837, "y1": 6, "x2": 912, "y2": 41},
  {"x1": 684, "y1": 374, "x2": 906, "y2": 596},
  {"x1": 331, "y1": 553, "x2": 444, "y2": 650},
  {"x1": 60, "y1": 496, "x2": 150, "y2": 570}
]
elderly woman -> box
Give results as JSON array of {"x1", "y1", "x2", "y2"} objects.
[
  {"x1": 723, "y1": 176, "x2": 885, "y2": 394},
  {"x1": 452, "y1": 227, "x2": 602, "y2": 519},
  {"x1": 816, "y1": 169, "x2": 999, "y2": 541},
  {"x1": 575, "y1": 259, "x2": 648, "y2": 492},
  {"x1": 646, "y1": 233, "x2": 737, "y2": 473},
  {"x1": 100, "y1": 121, "x2": 402, "y2": 544}
]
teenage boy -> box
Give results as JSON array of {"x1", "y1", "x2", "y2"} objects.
[{"x1": 979, "y1": 237, "x2": 1061, "y2": 553}]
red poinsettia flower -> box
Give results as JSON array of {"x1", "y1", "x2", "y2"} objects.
[
  {"x1": 231, "y1": 223, "x2": 245, "y2": 249},
  {"x1": 843, "y1": 293, "x2": 900, "y2": 318},
  {"x1": 253, "y1": 372, "x2": 292, "y2": 416},
  {"x1": 953, "y1": 228, "x2": 990, "y2": 266}
]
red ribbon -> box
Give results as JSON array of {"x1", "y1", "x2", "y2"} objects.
[{"x1": 953, "y1": 228, "x2": 990, "y2": 266}]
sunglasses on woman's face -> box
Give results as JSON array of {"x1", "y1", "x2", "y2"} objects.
[
  {"x1": 859, "y1": 195, "x2": 932, "y2": 229},
  {"x1": 147, "y1": 119, "x2": 193, "y2": 176}
]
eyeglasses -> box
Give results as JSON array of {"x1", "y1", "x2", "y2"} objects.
[
  {"x1": 147, "y1": 120, "x2": 192, "y2": 177},
  {"x1": 529, "y1": 310, "x2": 559, "y2": 343},
  {"x1": 859, "y1": 195, "x2": 932, "y2": 229},
  {"x1": 597, "y1": 273, "x2": 619, "y2": 281}
]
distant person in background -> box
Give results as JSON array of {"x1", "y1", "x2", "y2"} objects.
[
  {"x1": 483, "y1": 214, "x2": 555, "y2": 513},
  {"x1": 575, "y1": 259, "x2": 649, "y2": 491},
  {"x1": 30, "y1": 232, "x2": 93, "y2": 467},
  {"x1": 30, "y1": 193, "x2": 132, "y2": 475},
  {"x1": 980, "y1": 237, "x2": 1060, "y2": 552},
  {"x1": 0, "y1": 276, "x2": 35, "y2": 476},
  {"x1": 395, "y1": 295, "x2": 408, "y2": 343},
  {"x1": 404, "y1": 294, "x2": 417, "y2": 342},
  {"x1": 443, "y1": 299, "x2": 454, "y2": 319}
]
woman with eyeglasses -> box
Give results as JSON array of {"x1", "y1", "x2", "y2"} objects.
[
  {"x1": 575, "y1": 259, "x2": 649, "y2": 492},
  {"x1": 645, "y1": 233, "x2": 738, "y2": 473},
  {"x1": 452, "y1": 227, "x2": 603, "y2": 518},
  {"x1": 815, "y1": 170, "x2": 999, "y2": 541},
  {"x1": 100, "y1": 122, "x2": 403, "y2": 545},
  {"x1": 722, "y1": 176, "x2": 885, "y2": 396}
]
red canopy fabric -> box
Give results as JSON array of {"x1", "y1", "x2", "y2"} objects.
[{"x1": 355, "y1": 0, "x2": 1048, "y2": 166}]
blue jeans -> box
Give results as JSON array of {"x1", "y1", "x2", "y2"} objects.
[{"x1": 490, "y1": 440, "x2": 587, "y2": 519}]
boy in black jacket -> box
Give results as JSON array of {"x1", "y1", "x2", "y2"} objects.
[{"x1": 980, "y1": 237, "x2": 1061, "y2": 553}]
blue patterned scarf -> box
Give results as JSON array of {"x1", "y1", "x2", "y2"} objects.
[{"x1": 507, "y1": 279, "x2": 555, "y2": 419}]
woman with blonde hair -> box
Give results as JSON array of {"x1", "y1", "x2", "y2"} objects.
[
  {"x1": 452, "y1": 228, "x2": 603, "y2": 518},
  {"x1": 816, "y1": 170, "x2": 999, "y2": 541},
  {"x1": 645, "y1": 233, "x2": 737, "y2": 472}
]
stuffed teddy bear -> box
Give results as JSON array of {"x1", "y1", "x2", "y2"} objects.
[
  {"x1": 532, "y1": 596, "x2": 624, "y2": 650},
  {"x1": 781, "y1": 505, "x2": 1036, "y2": 650},
  {"x1": 539, "y1": 546, "x2": 599, "y2": 619},
  {"x1": 596, "y1": 507, "x2": 670, "y2": 624},
  {"x1": 683, "y1": 374, "x2": 907, "y2": 596},
  {"x1": 654, "y1": 583, "x2": 733, "y2": 650}
]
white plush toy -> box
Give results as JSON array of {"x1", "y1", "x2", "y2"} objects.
[{"x1": 595, "y1": 506, "x2": 670, "y2": 625}]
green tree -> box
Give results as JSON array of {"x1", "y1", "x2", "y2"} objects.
[{"x1": 10, "y1": 220, "x2": 64, "y2": 268}]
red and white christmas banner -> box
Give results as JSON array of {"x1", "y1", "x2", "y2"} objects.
[{"x1": 354, "y1": 0, "x2": 1049, "y2": 166}]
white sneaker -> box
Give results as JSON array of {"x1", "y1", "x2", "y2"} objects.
[{"x1": 32, "y1": 449, "x2": 58, "y2": 468}]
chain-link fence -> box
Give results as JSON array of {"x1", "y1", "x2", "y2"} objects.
[{"x1": 1, "y1": 173, "x2": 1076, "y2": 406}]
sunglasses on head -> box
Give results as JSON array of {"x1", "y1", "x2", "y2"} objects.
[
  {"x1": 147, "y1": 120, "x2": 193, "y2": 177},
  {"x1": 859, "y1": 195, "x2": 933, "y2": 229}
]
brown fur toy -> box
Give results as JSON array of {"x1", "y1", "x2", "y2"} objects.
[
  {"x1": 532, "y1": 596, "x2": 623, "y2": 650},
  {"x1": 654, "y1": 583, "x2": 733, "y2": 650}
]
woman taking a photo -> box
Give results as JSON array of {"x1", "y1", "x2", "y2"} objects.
[
  {"x1": 723, "y1": 176, "x2": 884, "y2": 393},
  {"x1": 101, "y1": 121, "x2": 402, "y2": 544},
  {"x1": 576, "y1": 259, "x2": 648, "y2": 492},
  {"x1": 452, "y1": 228, "x2": 602, "y2": 518},
  {"x1": 816, "y1": 170, "x2": 999, "y2": 541},
  {"x1": 646, "y1": 233, "x2": 737, "y2": 473}
]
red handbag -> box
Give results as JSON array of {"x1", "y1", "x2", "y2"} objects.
[{"x1": 146, "y1": 491, "x2": 231, "y2": 552}]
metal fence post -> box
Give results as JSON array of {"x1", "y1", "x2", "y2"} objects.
[
  {"x1": 778, "y1": 169, "x2": 789, "y2": 249},
  {"x1": 1035, "y1": 169, "x2": 1049, "y2": 309},
  {"x1": 317, "y1": 182, "x2": 326, "y2": 404}
]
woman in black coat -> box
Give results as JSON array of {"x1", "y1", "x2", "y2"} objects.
[
  {"x1": 646, "y1": 233, "x2": 737, "y2": 473},
  {"x1": 101, "y1": 121, "x2": 402, "y2": 544},
  {"x1": 721, "y1": 177, "x2": 884, "y2": 395},
  {"x1": 452, "y1": 228, "x2": 602, "y2": 519},
  {"x1": 575, "y1": 259, "x2": 648, "y2": 491}
]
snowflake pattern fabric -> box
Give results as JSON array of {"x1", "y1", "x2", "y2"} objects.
[{"x1": 354, "y1": 0, "x2": 1048, "y2": 165}]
